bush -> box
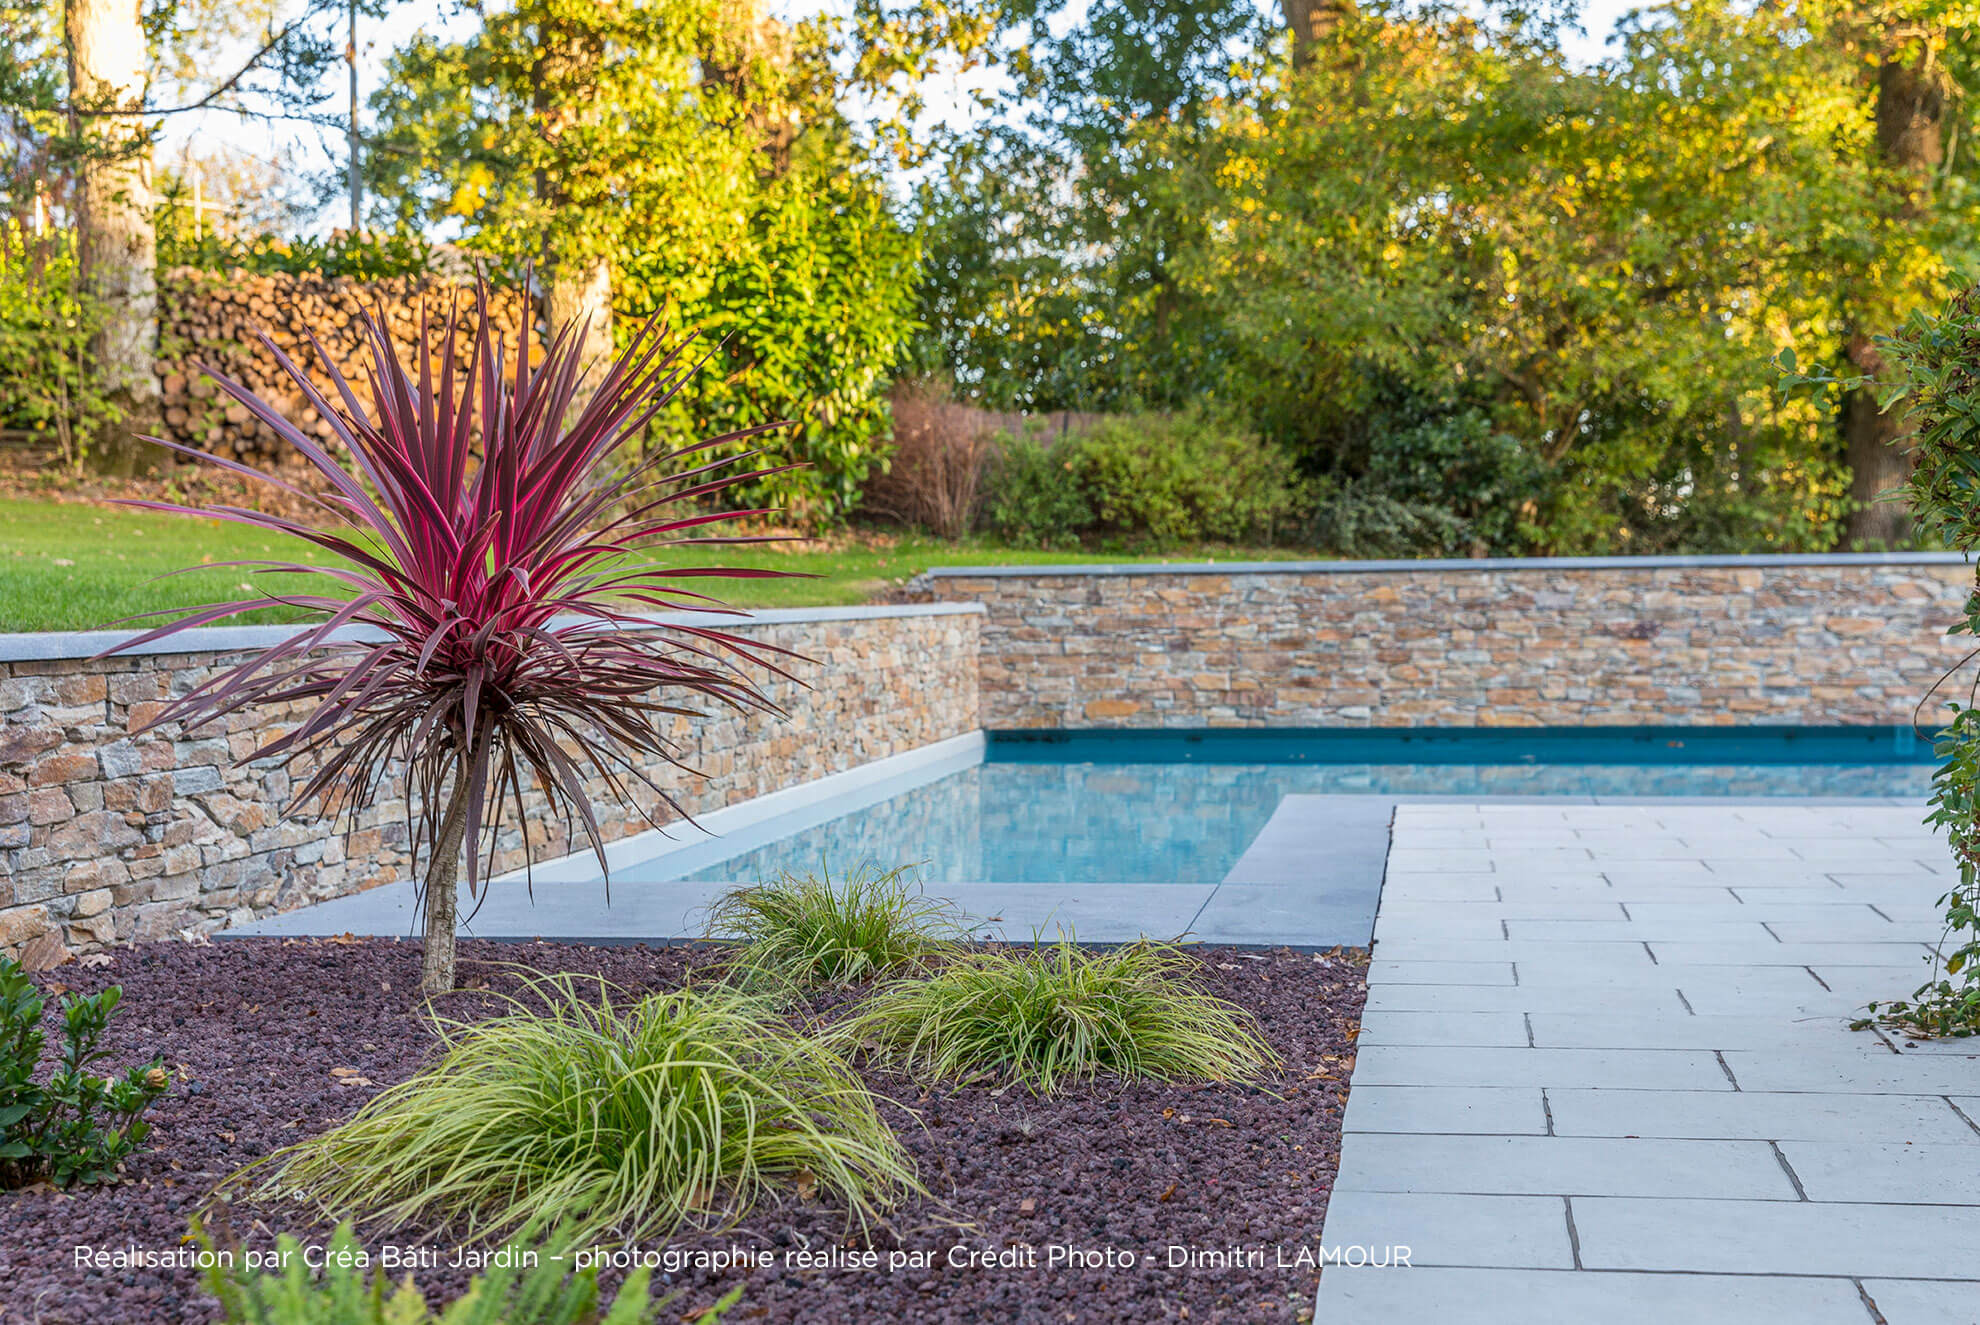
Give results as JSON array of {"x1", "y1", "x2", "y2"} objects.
[
  {"x1": 0, "y1": 955, "x2": 169, "y2": 1189},
  {"x1": 708, "y1": 864, "x2": 969, "y2": 993},
  {"x1": 1791, "y1": 297, "x2": 1980, "y2": 1037},
  {"x1": 235, "y1": 976, "x2": 915, "y2": 1241},
  {"x1": 0, "y1": 222, "x2": 119, "y2": 470},
  {"x1": 202, "y1": 1219, "x2": 731, "y2": 1325},
  {"x1": 984, "y1": 410, "x2": 1306, "y2": 549},
  {"x1": 834, "y1": 937, "x2": 1276, "y2": 1094},
  {"x1": 983, "y1": 430, "x2": 1095, "y2": 548}
]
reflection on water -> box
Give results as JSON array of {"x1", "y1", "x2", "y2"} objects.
[{"x1": 679, "y1": 760, "x2": 1933, "y2": 887}]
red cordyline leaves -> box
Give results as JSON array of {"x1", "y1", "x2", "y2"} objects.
[{"x1": 101, "y1": 287, "x2": 806, "y2": 899}]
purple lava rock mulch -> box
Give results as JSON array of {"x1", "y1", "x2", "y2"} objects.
[{"x1": 0, "y1": 937, "x2": 1368, "y2": 1325}]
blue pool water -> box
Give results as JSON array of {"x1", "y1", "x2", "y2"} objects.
[{"x1": 670, "y1": 727, "x2": 1936, "y2": 888}]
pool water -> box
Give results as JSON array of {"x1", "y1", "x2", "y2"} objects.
[{"x1": 668, "y1": 727, "x2": 1936, "y2": 888}]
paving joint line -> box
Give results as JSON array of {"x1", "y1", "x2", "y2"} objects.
[
  {"x1": 1713, "y1": 1050, "x2": 1741, "y2": 1090},
  {"x1": 1805, "y1": 966, "x2": 1833, "y2": 991},
  {"x1": 1541, "y1": 1088, "x2": 1555, "y2": 1137},
  {"x1": 1674, "y1": 987, "x2": 1696, "y2": 1016},
  {"x1": 1642, "y1": 940, "x2": 1659, "y2": 965},
  {"x1": 1561, "y1": 1196, "x2": 1583, "y2": 1270},
  {"x1": 1855, "y1": 1280, "x2": 1891, "y2": 1325},
  {"x1": 1946, "y1": 1097, "x2": 1980, "y2": 1140},
  {"x1": 1768, "y1": 1141, "x2": 1810, "y2": 1200}
]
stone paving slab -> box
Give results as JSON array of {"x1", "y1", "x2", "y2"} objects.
[
  {"x1": 1333, "y1": 1133, "x2": 1797, "y2": 1199},
  {"x1": 1341, "y1": 1085, "x2": 1550, "y2": 1135},
  {"x1": 1543, "y1": 1088, "x2": 1980, "y2": 1143},
  {"x1": 1317, "y1": 803, "x2": 1980, "y2": 1322},
  {"x1": 1313, "y1": 1267, "x2": 1875, "y2": 1325},
  {"x1": 1571, "y1": 1196, "x2": 1980, "y2": 1277}
]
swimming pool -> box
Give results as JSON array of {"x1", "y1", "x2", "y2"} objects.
[{"x1": 656, "y1": 726, "x2": 1936, "y2": 888}]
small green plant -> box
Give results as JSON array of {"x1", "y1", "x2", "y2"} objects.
[
  {"x1": 835, "y1": 937, "x2": 1276, "y2": 1094},
  {"x1": 708, "y1": 863, "x2": 969, "y2": 993},
  {"x1": 233, "y1": 975, "x2": 915, "y2": 1242},
  {"x1": 201, "y1": 1219, "x2": 740, "y2": 1325},
  {"x1": 0, "y1": 955, "x2": 169, "y2": 1188}
]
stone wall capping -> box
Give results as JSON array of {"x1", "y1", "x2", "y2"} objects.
[
  {"x1": 913, "y1": 551, "x2": 1973, "y2": 581},
  {"x1": 0, "y1": 602, "x2": 986, "y2": 664}
]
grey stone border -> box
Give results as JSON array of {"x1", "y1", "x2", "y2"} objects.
[
  {"x1": 0, "y1": 601, "x2": 986, "y2": 663},
  {"x1": 917, "y1": 551, "x2": 1972, "y2": 579}
]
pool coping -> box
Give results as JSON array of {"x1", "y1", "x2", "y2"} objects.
[
  {"x1": 0, "y1": 601, "x2": 986, "y2": 663},
  {"x1": 915, "y1": 551, "x2": 1972, "y2": 579}
]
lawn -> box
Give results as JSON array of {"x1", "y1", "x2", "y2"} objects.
[{"x1": 0, "y1": 497, "x2": 1315, "y2": 633}]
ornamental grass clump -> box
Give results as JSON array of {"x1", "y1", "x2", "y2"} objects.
[
  {"x1": 232, "y1": 975, "x2": 915, "y2": 1242},
  {"x1": 707, "y1": 863, "x2": 969, "y2": 993},
  {"x1": 835, "y1": 937, "x2": 1276, "y2": 1094},
  {"x1": 104, "y1": 289, "x2": 799, "y2": 992}
]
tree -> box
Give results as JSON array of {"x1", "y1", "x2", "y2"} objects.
[
  {"x1": 367, "y1": 0, "x2": 918, "y2": 524},
  {"x1": 64, "y1": 0, "x2": 156, "y2": 475}
]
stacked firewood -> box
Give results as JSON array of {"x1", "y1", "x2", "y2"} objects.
[{"x1": 153, "y1": 269, "x2": 532, "y2": 466}]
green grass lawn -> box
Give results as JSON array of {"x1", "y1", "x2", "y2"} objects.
[{"x1": 0, "y1": 497, "x2": 1315, "y2": 634}]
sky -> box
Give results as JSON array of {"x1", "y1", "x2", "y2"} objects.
[{"x1": 161, "y1": 0, "x2": 1643, "y2": 236}]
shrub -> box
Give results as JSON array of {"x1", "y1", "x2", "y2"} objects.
[
  {"x1": 983, "y1": 410, "x2": 1306, "y2": 549},
  {"x1": 860, "y1": 380, "x2": 1003, "y2": 538},
  {"x1": 102, "y1": 288, "x2": 795, "y2": 994},
  {"x1": 1784, "y1": 303, "x2": 1980, "y2": 1036},
  {"x1": 235, "y1": 976, "x2": 915, "y2": 1241},
  {"x1": 834, "y1": 937, "x2": 1276, "y2": 1094},
  {"x1": 201, "y1": 1219, "x2": 735, "y2": 1325},
  {"x1": 983, "y1": 430, "x2": 1094, "y2": 548},
  {"x1": 0, "y1": 955, "x2": 169, "y2": 1188},
  {"x1": 708, "y1": 864, "x2": 969, "y2": 992}
]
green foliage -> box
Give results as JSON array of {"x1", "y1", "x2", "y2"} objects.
[
  {"x1": 1832, "y1": 288, "x2": 1980, "y2": 1036},
  {"x1": 0, "y1": 222, "x2": 119, "y2": 469},
  {"x1": 235, "y1": 975, "x2": 915, "y2": 1241},
  {"x1": 0, "y1": 956, "x2": 169, "y2": 1189},
  {"x1": 914, "y1": 0, "x2": 1973, "y2": 553},
  {"x1": 982, "y1": 431, "x2": 1094, "y2": 548},
  {"x1": 365, "y1": 0, "x2": 919, "y2": 526},
  {"x1": 835, "y1": 937, "x2": 1276, "y2": 1093},
  {"x1": 984, "y1": 411, "x2": 1305, "y2": 549},
  {"x1": 201, "y1": 1220, "x2": 731, "y2": 1325},
  {"x1": 156, "y1": 211, "x2": 433, "y2": 281},
  {"x1": 709, "y1": 863, "x2": 969, "y2": 993}
]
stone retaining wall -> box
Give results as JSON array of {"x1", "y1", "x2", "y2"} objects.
[
  {"x1": 904, "y1": 555, "x2": 1975, "y2": 730},
  {"x1": 0, "y1": 606, "x2": 981, "y2": 968}
]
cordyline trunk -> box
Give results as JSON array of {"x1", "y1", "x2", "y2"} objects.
[
  {"x1": 419, "y1": 761, "x2": 476, "y2": 995},
  {"x1": 1843, "y1": 44, "x2": 1951, "y2": 548},
  {"x1": 64, "y1": 0, "x2": 157, "y2": 477}
]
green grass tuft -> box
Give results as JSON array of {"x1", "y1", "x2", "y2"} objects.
[
  {"x1": 707, "y1": 863, "x2": 970, "y2": 993},
  {"x1": 833, "y1": 937, "x2": 1277, "y2": 1094},
  {"x1": 233, "y1": 975, "x2": 916, "y2": 1243}
]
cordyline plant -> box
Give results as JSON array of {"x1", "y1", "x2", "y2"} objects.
[{"x1": 103, "y1": 290, "x2": 803, "y2": 993}]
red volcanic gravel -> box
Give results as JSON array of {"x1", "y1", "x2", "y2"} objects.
[{"x1": 0, "y1": 937, "x2": 1367, "y2": 1325}]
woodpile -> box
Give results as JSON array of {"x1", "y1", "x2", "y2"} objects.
[{"x1": 153, "y1": 269, "x2": 532, "y2": 467}]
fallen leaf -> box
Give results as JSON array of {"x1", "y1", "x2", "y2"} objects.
[
  {"x1": 794, "y1": 1169, "x2": 817, "y2": 1201},
  {"x1": 77, "y1": 953, "x2": 114, "y2": 969},
  {"x1": 1018, "y1": 1198, "x2": 1036, "y2": 1214},
  {"x1": 1158, "y1": 1183, "x2": 1177, "y2": 1202}
]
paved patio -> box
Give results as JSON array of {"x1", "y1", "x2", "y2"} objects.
[{"x1": 1316, "y1": 802, "x2": 1980, "y2": 1324}]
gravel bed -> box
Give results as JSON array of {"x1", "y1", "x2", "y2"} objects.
[{"x1": 0, "y1": 937, "x2": 1367, "y2": 1325}]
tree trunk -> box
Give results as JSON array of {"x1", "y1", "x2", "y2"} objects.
[
  {"x1": 1283, "y1": 0, "x2": 1356, "y2": 69},
  {"x1": 547, "y1": 255, "x2": 614, "y2": 392},
  {"x1": 419, "y1": 763, "x2": 475, "y2": 995},
  {"x1": 1843, "y1": 336, "x2": 1914, "y2": 548},
  {"x1": 1842, "y1": 45, "x2": 1951, "y2": 548},
  {"x1": 64, "y1": 0, "x2": 158, "y2": 477}
]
